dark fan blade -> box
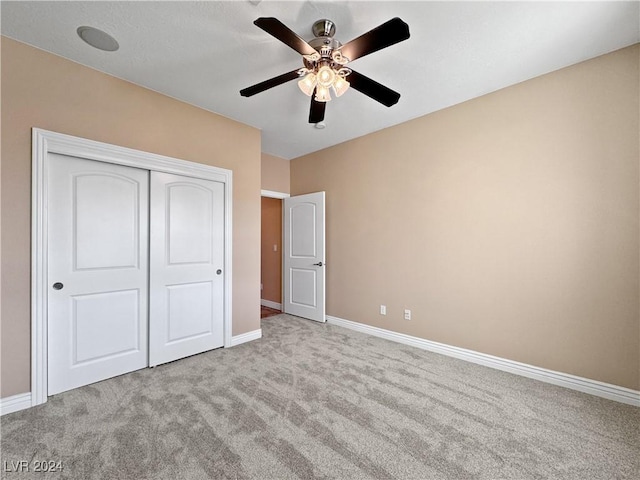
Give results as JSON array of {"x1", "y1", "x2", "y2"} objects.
[
  {"x1": 254, "y1": 17, "x2": 317, "y2": 56},
  {"x1": 240, "y1": 69, "x2": 300, "y2": 97},
  {"x1": 309, "y1": 93, "x2": 326, "y2": 123},
  {"x1": 348, "y1": 70, "x2": 400, "y2": 107},
  {"x1": 339, "y1": 17, "x2": 410, "y2": 62}
]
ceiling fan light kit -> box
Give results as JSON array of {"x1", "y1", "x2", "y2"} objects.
[
  {"x1": 299, "y1": 63, "x2": 351, "y2": 102},
  {"x1": 240, "y1": 16, "x2": 410, "y2": 123}
]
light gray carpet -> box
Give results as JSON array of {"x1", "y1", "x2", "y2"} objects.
[{"x1": 1, "y1": 314, "x2": 638, "y2": 479}]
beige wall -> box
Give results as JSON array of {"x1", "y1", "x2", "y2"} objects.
[
  {"x1": 260, "y1": 153, "x2": 287, "y2": 306},
  {"x1": 1, "y1": 37, "x2": 262, "y2": 397},
  {"x1": 261, "y1": 197, "x2": 282, "y2": 304},
  {"x1": 261, "y1": 153, "x2": 290, "y2": 193},
  {"x1": 291, "y1": 45, "x2": 640, "y2": 390}
]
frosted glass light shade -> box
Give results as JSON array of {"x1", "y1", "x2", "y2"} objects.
[
  {"x1": 298, "y1": 73, "x2": 316, "y2": 96},
  {"x1": 315, "y1": 85, "x2": 332, "y2": 102},
  {"x1": 333, "y1": 76, "x2": 350, "y2": 97}
]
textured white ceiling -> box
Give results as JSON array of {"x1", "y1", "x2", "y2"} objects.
[{"x1": 2, "y1": 1, "x2": 638, "y2": 159}]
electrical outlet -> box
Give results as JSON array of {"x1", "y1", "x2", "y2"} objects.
[
  {"x1": 380, "y1": 305, "x2": 386, "y2": 315},
  {"x1": 404, "y1": 309, "x2": 411, "y2": 320},
  {"x1": 273, "y1": 244, "x2": 278, "y2": 252}
]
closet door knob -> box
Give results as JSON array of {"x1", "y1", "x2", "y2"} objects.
[
  {"x1": 53, "y1": 282, "x2": 64, "y2": 290},
  {"x1": 216, "y1": 269, "x2": 222, "y2": 275}
]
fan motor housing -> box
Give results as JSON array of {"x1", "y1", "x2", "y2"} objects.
[{"x1": 309, "y1": 36, "x2": 341, "y2": 56}]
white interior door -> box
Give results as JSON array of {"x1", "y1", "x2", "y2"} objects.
[
  {"x1": 283, "y1": 192, "x2": 326, "y2": 322},
  {"x1": 149, "y1": 172, "x2": 225, "y2": 366},
  {"x1": 48, "y1": 154, "x2": 149, "y2": 395}
]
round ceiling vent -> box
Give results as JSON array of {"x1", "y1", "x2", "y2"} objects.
[{"x1": 76, "y1": 26, "x2": 119, "y2": 52}]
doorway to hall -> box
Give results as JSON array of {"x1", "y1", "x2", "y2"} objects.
[{"x1": 261, "y1": 196, "x2": 283, "y2": 318}]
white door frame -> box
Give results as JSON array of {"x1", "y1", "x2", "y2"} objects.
[
  {"x1": 260, "y1": 189, "x2": 290, "y2": 200},
  {"x1": 31, "y1": 128, "x2": 233, "y2": 407}
]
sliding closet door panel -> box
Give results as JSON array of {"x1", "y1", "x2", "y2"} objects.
[
  {"x1": 47, "y1": 154, "x2": 149, "y2": 395},
  {"x1": 149, "y1": 172, "x2": 225, "y2": 366}
]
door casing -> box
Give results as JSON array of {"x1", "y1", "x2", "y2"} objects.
[{"x1": 31, "y1": 128, "x2": 233, "y2": 407}]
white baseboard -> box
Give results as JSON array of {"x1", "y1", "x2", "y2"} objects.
[
  {"x1": 261, "y1": 299, "x2": 282, "y2": 310},
  {"x1": 326, "y1": 315, "x2": 640, "y2": 407},
  {"x1": 230, "y1": 328, "x2": 262, "y2": 347},
  {"x1": 0, "y1": 392, "x2": 33, "y2": 416}
]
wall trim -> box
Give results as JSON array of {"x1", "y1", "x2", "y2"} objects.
[
  {"x1": 261, "y1": 299, "x2": 282, "y2": 310},
  {"x1": 261, "y1": 189, "x2": 290, "y2": 199},
  {"x1": 31, "y1": 128, "x2": 233, "y2": 408},
  {"x1": 0, "y1": 393, "x2": 33, "y2": 416},
  {"x1": 230, "y1": 329, "x2": 262, "y2": 347},
  {"x1": 326, "y1": 315, "x2": 640, "y2": 407}
]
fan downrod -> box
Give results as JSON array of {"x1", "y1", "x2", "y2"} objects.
[{"x1": 312, "y1": 19, "x2": 336, "y2": 38}]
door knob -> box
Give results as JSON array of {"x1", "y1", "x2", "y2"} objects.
[
  {"x1": 216, "y1": 269, "x2": 222, "y2": 275},
  {"x1": 52, "y1": 282, "x2": 64, "y2": 290},
  {"x1": 313, "y1": 262, "x2": 324, "y2": 267}
]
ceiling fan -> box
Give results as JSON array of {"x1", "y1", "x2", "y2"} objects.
[{"x1": 240, "y1": 17, "x2": 410, "y2": 124}]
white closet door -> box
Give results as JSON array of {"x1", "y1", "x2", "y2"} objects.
[
  {"x1": 149, "y1": 172, "x2": 225, "y2": 366},
  {"x1": 48, "y1": 154, "x2": 149, "y2": 395}
]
